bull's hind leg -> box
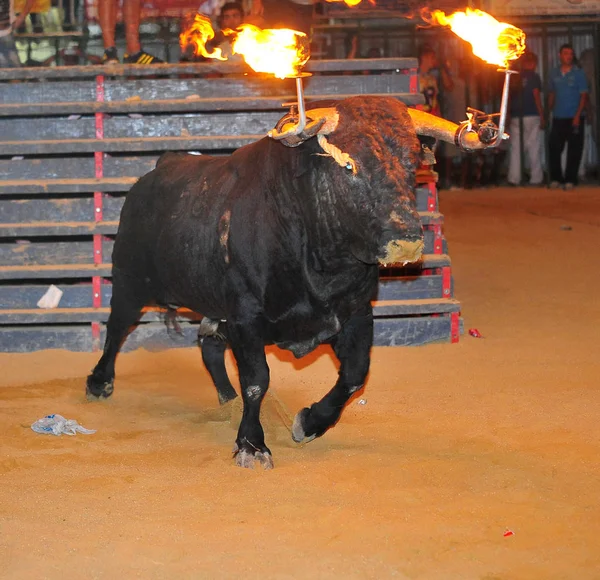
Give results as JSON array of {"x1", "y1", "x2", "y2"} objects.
[
  {"x1": 199, "y1": 318, "x2": 238, "y2": 404},
  {"x1": 86, "y1": 269, "x2": 147, "y2": 400},
  {"x1": 292, "y1": 308, "x2": 373, "y2": 443}
]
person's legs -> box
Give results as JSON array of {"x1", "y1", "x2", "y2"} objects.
[
  {"x1": 524, "y1": 116, "x2": 544, "y2": 184},
  {"x1": 565, "y1": 117, "x2": 585, "y2": 186},
  {"x1": 122, "y1": 0, "x2": 162, "y2": 63},
  {"x1": 99, "y1": 0, "x2": 118, "y2": 50},
  {"x1": 123, "y1": 0, "x2": 141, "y2": 55},
  {"x1": 507, "y1": 117, "x2": 522, "y2": 185},
  {"x1": 548, "y1": 118, "x2": 569, "y2": 184}
]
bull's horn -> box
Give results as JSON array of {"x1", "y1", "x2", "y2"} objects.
[
  {"x1": 271, "y1": 107, "x2": 339, "y2": 147},
  {"x1": 407, "y1": 108, "x2": 487, "y2": 151}
]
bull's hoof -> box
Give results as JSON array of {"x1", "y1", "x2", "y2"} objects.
[
  {"x1": 86, "y1": 375, "x2": 114, "y2": 401},
  {"x1": 233, "y1": 441, "x2": 274, "y2": 470},
  {"x1": 218, "y1": 391, "x2": 238, "y2": 406},
  {"x1": 291, "y1": 408, "x2": 317, "y2": 444}
]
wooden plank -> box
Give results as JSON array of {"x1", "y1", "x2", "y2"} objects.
[
  {"x1": 0, "y1": 299, "x2": 459, "y2": 324},
  {"x1": 0, "y1": 92, "x2": 424, "y2": 117},
  {"x1": 0, "y1": 156, "x2": 159, "y2": 181},
  {"x1": 0, "y1": 239, "x2": 113, "y2": 266},
  {"x1": 0, "y1": 284, "x2": 112, "y2": 309},
  {"x1": 376, "y1": 275, "x2": 445, "y2": 300},
  {"x1": 0, "y1": 307, "x2": 201, "y2": 324},
  {"x1": 0, "y1": 222, "x2": 119, "y2": 237},
  {"x1": 0, "y1": 111, "x2": 282, "y2": 141},
  {"x1": 0, "y1": 178, "x2": 137, "y2": 195},
  {"x1": 0, "y1": 197, "x2": 124, "y2": 222},
  {"x1": 0, "y1": 325, "x2": 95, "y2": 352},
  {"x1": 373, "y1": 315, "x2": 463, "y2": 347},
  {"x1": 0, "y1": 73, "x2": 412, "y2": 105},
  {"x1": 371, "y1": 298, "x2": 460, "y2": 317},
  {"x1": 0, "y1": 58, "x2": 418, "y2": 81},
  {"x1": 1, "y1": 235, "x2": 114, "y2": 264},
  {"x1": 380, "y1": 253, "x2": 450, "y2": 270},
  {"x1": 0, "y1": 263, "x2": 113, "y2": 280},
  {"x1": 0, "y1": 135, "x2": 261, "y2": 155}
]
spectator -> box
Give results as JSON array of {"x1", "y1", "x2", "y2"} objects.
[
  {"x1": 98, "y1": 0, "x2": 162, "y2": 64},
  {"x1": 548, "y1": 44, "x2": 589, "y2": 190},
  {"x1": 507, "y1": 51, "x2": 545, "y2": 186},
  {"x1": 218, "y1": 1, "x2": 244, "y2": 30},
  {"x1": 346, "y1": 35, "x2": 383, "y2": 75},
  {"x1": 0, "y1": 0, "x2": 35, "y2": 67},
  {"x1": 440, "y1": 55, "x2": 473, "y2": 189},
  {"x1": 181, "y1": 2, "x2": 244, "y2": 64},
  {"x1": 214, "y1": 1, "x2": 244, "y2": 59},
  {"x1": 416, "y1": 44, "x2": 453, "y2": 117}
]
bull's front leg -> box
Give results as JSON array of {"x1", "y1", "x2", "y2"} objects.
[
  {"x1": 228, "y1": 320, "x2": 273, "y2": 470},
  {"x1": 292, "y1": 307, "x2": 373, "y2": 444}
]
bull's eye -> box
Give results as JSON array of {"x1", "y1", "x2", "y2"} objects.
[{"x1": 345, "y1": 163, "x2": 353, "y2": 171}]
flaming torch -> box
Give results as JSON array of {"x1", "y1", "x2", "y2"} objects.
[
  {"x1": 424, "y1": 8, "x2": 526, "y2": 147},
  {"x1": 324, "y1": 0, "x2": 375, "y2": 5},
  {"x1": 180, "y1": 14, "x2": 318, "y2": 142}
]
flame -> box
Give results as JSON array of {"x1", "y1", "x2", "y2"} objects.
[
  {"x1": 324, "y1": 0, "x2": 372, "y2": 5},
  {"x1": 179, "y1": 13, "x2": 226, "y2": 61},
  {"x1": 180, "y1": 14, "x2": 309, "y2": 79},
  {"x1": 427, "y1": 8, "x2": 525, "y2": 68}
]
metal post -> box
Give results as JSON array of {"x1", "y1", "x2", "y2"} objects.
[
  {"x1": 295, "y1": 76, "x2": 307, "y2": 133},
  {"x1": 492, "y1": 68, "x2": 517, "y2": 147}
]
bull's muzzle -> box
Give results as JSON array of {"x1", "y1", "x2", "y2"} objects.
[{"x1": 378, "y1": 238, "x2": 424, "y2": 267}]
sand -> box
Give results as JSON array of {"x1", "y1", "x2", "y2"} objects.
[{"x1": 1, "y1": 186, "x2": 599, "y2": 579}]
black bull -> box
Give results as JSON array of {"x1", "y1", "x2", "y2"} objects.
[{"x1": 87, "y1": 96, "x2": 429, "y2": 469}]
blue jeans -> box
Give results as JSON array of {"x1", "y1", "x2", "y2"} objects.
[{"x1": 0, "y1": 33, "x2": 22, "y2": 67}]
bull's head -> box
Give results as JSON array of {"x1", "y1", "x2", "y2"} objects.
[{"x1": 271, "y1": 96, "x2": 428, "y2": 267}]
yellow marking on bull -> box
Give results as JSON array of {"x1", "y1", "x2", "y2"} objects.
[{"x1": 379, "y1": 239, "x2": 424, "y2": 267}]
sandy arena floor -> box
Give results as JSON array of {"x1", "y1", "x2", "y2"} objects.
[{"x1": 1, "y1": 187, "x2": 599, "y2": 579}]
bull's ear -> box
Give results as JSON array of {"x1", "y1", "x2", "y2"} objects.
[{"x1": 292, "y1": 144, "x2": 312, "y2": 178}]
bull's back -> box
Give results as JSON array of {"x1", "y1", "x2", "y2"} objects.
[{"x1": 112, "y1": 153, "x2": 228, "y2": 306}]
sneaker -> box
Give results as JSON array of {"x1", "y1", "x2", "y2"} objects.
[
  {"x1": 123, "y1": 50, "x2": 163, "y2": 64},
  {"x1": 102, "y1": 47, "x2": 119, "y2": 64},
  {"x1": 564, "y1": 182, "x2": 575, "y2": 191},
  {"x1": 549, "y1": 181, "x2": 561, "y2": 189}
]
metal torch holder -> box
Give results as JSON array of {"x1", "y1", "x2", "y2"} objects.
[
  {"x1": 269, "y1": 72, "x2": 325, "y2": 147},
  {"x1": 457, "y1": 67, "x2": 518, "y2": 148}
]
